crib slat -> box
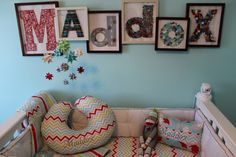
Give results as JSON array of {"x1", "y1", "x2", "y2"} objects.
[
  {"x1": 195, "y1": 98, "x2": 236, "y2": 156},
  {"x1": 0, "y1": 111, "x2": 26, "y2": 150}
]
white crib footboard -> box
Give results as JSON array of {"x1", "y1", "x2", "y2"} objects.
[
  {"x1": 0, "y1": 111, "x2": 26, "y2": 149},
  {"x1": 195, "y1": 97, "x2": 236, "y2": 157},
  {"x1": 0, "y1": 111, "x2": 32, "y2": 157}
]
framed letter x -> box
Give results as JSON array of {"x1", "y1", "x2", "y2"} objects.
[{"x1": 186, "y1": 3, "x2": 225, "y2": 47}]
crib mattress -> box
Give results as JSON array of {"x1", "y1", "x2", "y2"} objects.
[{"x1": 35, "y1": 137, "x2": 199, "y2": 157}]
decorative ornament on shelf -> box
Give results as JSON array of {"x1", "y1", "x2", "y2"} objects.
[
  {"x1": 42, "y1": 40, "x2": 85, "y2": 85},
  {"x1": 196, "y1": 83, "x2": 212, "y2": 102}
]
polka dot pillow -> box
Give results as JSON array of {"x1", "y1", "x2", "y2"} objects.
[{"x1": 157, "y1": 113, "x2": 203, "y2": 154}]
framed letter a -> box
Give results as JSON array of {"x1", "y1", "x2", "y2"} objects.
[{"x1": 56, "y1": 7, "x2": 89, "y2": 41}]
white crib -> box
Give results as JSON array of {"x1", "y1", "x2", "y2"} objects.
[{"x1": 0, "y1": 86, "x2": 235, "y2": 157}]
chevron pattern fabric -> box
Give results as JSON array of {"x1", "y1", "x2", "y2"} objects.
[
  {"x1": 20, "y1": 91, "x2": 56, "y2": 154},
  {"x1": 104, "y1": 137, "x2": 199, "y2": 157},
  {"x1": 104, "y1": 137, "x2": 138, "y2": 157},
  {"x1": 35, "y1": 137, "x2": 199, "y2": 157},
  {"x1": 155, "y1": 143, "x2": 199, "y2": 157},
  {"x1": 35, "y1": 146, "x2": 110, "y2": 157},
  {"x1": 41, "y1": 96, "x2": 115, "y2": 154},
  {"x1": 157, "y1": 113, "x2": 203, "y2": 154}
]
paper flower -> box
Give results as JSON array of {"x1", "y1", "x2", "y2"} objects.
[
  {"x1": 74, "y1": 48, "x2": 83, "y2": 58},
  {"x1": 61, "y1": 63, "x2": 69, "y2": 72},
  {"x1": 42, "y1": 53, "x2": 53, "y2": 63},
  {"x1": 65, "y1": 51, "x2": 77, "y2": 63},
  {"x1": 56, "y1": 67, "x2": 61, "y2": 72},
  {"x1": 77, "y1": 66, "x2": 85, "y2": 74},
  {"x1": 64, "y1": 79, "x2": 69, "y2": 85},
  {"x1": 45, "y1": 73, "x2": 53, "y2": 80},
  {"x1": 57, "y1": 40, "x2": 70, "y2": 54},
  {"x1": 53, "y1": 48, "x2": 63, "y2": 57},
  {"x1": 41, "y1": 39, "x2": 86, "y2": 85},
  {"x1": 69, "y1": 73, "x2": 77, "y2": 80}
]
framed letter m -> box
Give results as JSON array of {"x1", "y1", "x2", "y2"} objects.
[{"x1": 15, "y1": 1, "x2": 59, "y2": 56}]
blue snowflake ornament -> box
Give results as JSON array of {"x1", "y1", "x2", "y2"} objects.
[
  {"x1": 69, "y1": 73, "x2": 77, "y2": 80},
  {"x1": 65, "y1": 51, "x2": 77, "y2": 63},
  {"x1": 53, "y1": 48, "x2": 63, "y2": 57},
  {"x1": 56, "y1": 67, "x2": 61, "y2": 72},
  {"x1": 64, "y1": 79, "x2": 69, "y2": 85}
]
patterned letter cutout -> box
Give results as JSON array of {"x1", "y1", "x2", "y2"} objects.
[
  {"x1": 62, "y1": 10, "x2": 84, "y2": 38},
  {"x1": 190, "y1": 9, "x2": 218, "y2": 42},
  {"x1": 20, "y1": 9, "x2": 57, "y2": 51},
  {"x1": 126, "y1": 5, "x2": 154, "y2": 38},
  {"x1": 91, "y1": 16, "x2": 117, "y2": 47},
  {"x1": 160, "y1": 22, "x2": 184, "y2": 47}
]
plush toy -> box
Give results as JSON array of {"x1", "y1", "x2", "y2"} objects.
[{"x1": 138, "y1": 109, "x2": 158, "y2": 157}]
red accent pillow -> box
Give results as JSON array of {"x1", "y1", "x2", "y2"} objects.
[{"x1": 158, "y1": 113, "x2": 203, "y2": 154}]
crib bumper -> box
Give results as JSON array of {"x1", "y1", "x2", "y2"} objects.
[
  {"x1": 0, "y1": 106, "x2": 235, "y2": 157},
  {"x1": 0, "y1": 110, "x2": 32, "y2": 157},
  {"x1": 1, "y1": 87, "x2": 236, "y2": 157},
  {"x1": 0, "y1": 111, "x2": 26, "y2": 150}
]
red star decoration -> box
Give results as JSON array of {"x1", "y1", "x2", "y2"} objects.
[
  {"x1": 45, "y1": 73, "x2": 53, "y2": 80},
  {"x1": 77, "y1": 66, "x2": 85, "y2": 74}
]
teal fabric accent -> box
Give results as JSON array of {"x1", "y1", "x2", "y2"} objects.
[{"x1": 158, "y1": 113, "x2": 203, "y2": 154}]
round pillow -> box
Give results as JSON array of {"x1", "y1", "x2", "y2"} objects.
[
  {"x1": 41, "y1": 96, "x2": 115, "y2": 154},
  {"x1": 67, "y1": 109, "x2": 88, "y2": 130}
]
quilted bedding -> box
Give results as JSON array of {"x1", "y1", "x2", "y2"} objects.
[{"x1": 36, "y1": 137, "x2": 199, "y2": 157}]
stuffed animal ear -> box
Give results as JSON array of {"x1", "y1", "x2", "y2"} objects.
[{"x1": 152, "y1": 108, "x2": 158, "y2": 114}]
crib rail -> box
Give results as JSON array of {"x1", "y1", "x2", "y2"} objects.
[
  {"x1": 0, "y1": 111, "x2": 26, "y2": 150},
  {"x1": 195, "y1": 97, "x2": 236, "y2": 156}
]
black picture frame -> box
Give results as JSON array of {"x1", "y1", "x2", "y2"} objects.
[
  {"x1": 121, "y1": 0, "x2": 158, "y2": 44},
  {"x1": 86, "y1": 10, "x2": 122, "y2": 53},
  {"x1": 186, "y1": 3, "x2": 225, "y2": 47},
  {"x1": 15, "y1": 1, "x2": 59, "y2": 56},
  {"x1": 155, "y1": 17, "x2": 190, "y2": 51},
  {"x1": 55, "y1": 7, "x2": 89, "y2": 41}
]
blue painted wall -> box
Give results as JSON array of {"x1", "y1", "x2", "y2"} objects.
[{"x1": 0, "y1": 0, "x2": 235, "y2": 126}]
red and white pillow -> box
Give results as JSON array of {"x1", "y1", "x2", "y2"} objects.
[
  {"x1": 41, "y1": 96, "x2": 116, "y2": 154},
  {"x1": 157, "y1": 113, "x2": 203, "y2": 154}
]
